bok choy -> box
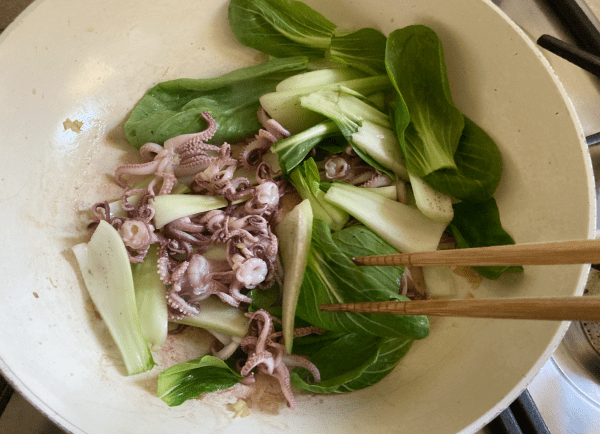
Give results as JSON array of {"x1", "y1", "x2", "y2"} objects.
[
  {"x1": 124, "y1": 56, "x2": 309, "y2": 148},
  {"x1": 73, "y1": 221, "x2": 154, "y2": 375},
  {"x1": 289, "y1": 158, "x2": 349, "y2": 231},
  {"x1": 85, "y1": 0, "x2": 522, "y2": 411},
  {"x1": 158, "y1": 355, "x2": 243, "y2": 406},
  {"x1": 132, "y1": 244, "x2": 168, "y2": 350},
  {"x1": 294, "y1": 220, "x2": 429, "y2": 340},
  {"x1": 324, "y1": 182, "x2": 447, "y2": 253}
]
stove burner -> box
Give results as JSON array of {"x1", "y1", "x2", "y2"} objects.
[
  {"x1": 581, "y1": 268, "x2": 600, "y2": 359},
  {"x1": 554, "y1": 269, "x2": 600, "y2": 405},
  {"x1": 582, "y1": 321, "x2": 600, "y2": 355}
]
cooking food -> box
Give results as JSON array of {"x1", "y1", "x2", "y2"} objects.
[{"x1": 74, "y1": 0, "x2": 522, "y2": 414}]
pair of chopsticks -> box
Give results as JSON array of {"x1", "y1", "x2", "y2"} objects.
[
  {"x1": 319, "y1": 239, "x2": 600, "y2": 321},
  {"x1": 536, "y1": 0, "x2": 600, "y2": 77}
]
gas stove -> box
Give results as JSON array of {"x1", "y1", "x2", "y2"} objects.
[{"x1": 1, "y1": 0, "x2": 600, "y2": 433}]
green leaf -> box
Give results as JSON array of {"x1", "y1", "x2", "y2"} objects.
[
  {"x1": 124, "y1": 57, "x2": 308, "y2": 148},
  {"x1": 290, "y1": 333, "x2": 413, "y2": 393},
  {"x1": 132, "y1": 244, "x2": 168, "y2": 351},
  {"x1": 298, "y1": 89, "x2": 398, "y2": 179},
  {"x1": 228, "y1": 0, "x2": 336, "y2": 58},
  {"x1": 424, "y1": 117, "x2": 503, "y2": 202},
  {"x1": 271, "y1": 120, "x2": 340, "y2": 174},
  {"x1": 72, "y1": 221, "x2": 155, "y2": 376},
  {"x1": 335, "y1": 336, "x2": 412, "y2": 392},
  {"x1": 289, "y1": 330, "x2": 347, "y2": 356},
  {"x1": 331, "y1": 225, "x2": 404, "y2": 285},
  {"x1": 324, "y1": 182, "x2": 448, "y2": 253},
  {"x1": 329, "y1": 28, "x2": 387, "y2": 75},
  {"x1": 247, "y1": 284, "x2": 282, "y2": 315},
  {"x1": 448, "y1": 198, "x2": 523, "y2": 279},
  {"x1": 295, "y1": 220, "x2": 429, "y2": 339},
  {"x1": 289, "y1": 159, "x2": 350, "y2": 231},
  {"x1": 385, "y1": 25, "x2": 464, "y2": 176},
  {"x1": 157, "y1": 355, "x2": 243, "y2": 407},
  {"x1": 291, "y1": 333, "x2": 379, "y2": 392}
]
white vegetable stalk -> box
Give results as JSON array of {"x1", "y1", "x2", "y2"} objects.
[
  {"x1": 151, "y1": 194, "x2": 229, "y2": 229},
  {"x1": 364, "y1": 185, "x2": 397, "y2": 201},
  {"x1": 300, "y1": 90, "x2": 391, "y2": 129},
  {"x1": 351, "y1": 121, "x2": 409, "y2": 179},
  {"x1": 174, "y1": 296, "x2": 250, "y2": 338},
  {"x1": 276, "y1": 199, "x2": 313, "y2": 353},
  {"x1": 260, "y1": 75, "x2": 391, "y2": 133},
  {"x1": 422, "y1": 266, "x2": 457, "y2": 298},
  {"x1": 132, "y1": 244, "x2": 168, "y2": 350},
  {"x1": 275, "y1": 68, "x2": 367, "y2": 92},
  {"x1": 207, "y1": 330, "x2": 243, "y2": 360},
  {"x1": 296, "y1": 89, "x2": 409, "y2": 180},
  {"x1": 72, "y1": 220, "x2": 155, "y2": 375},
  {"x1": 289, "y1": 160, "x2": 349, "y2": 231},
  {"x1": 109, "y1": 179, "x2": 188, "y2": 218},
  {"x1": 408, "y1": 172, "x2": 454, "y2": 223},
  {"x1": 324, "y1": 182, "x2": 448, "y2": 253}
]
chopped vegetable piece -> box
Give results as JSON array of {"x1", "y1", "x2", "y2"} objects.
[
  {"x1": 151, "y1": 194, "x2": 229, "y2": 229},
  {"x1": 132, "y1": 244, "x2": 168, "y2": 350},
  {"x1": 276, "y1": 199, "x2": 313, "y2": 353},
  {"x1": 324, "y1": 182, "x2": 447, "y2": 253},
  {"x1": 289, "y1": 159, "x2": 349, "y2": 231},
  {"x1": 174, "y1": 296, "x2": 250, "y2": 338},
  {"x1": 157, "y1": 355, "x2": 243, "y2": 406},
  {"x1": 72, "y1": 220, "x2": 154, "y2": 375},
  {"x1": 408, "y1": 172, "x2": 454, "y2": 223}
]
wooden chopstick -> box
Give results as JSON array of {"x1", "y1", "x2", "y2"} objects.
[
  {"x1": 351, "y1": 239, "x2": 600, "y2": 267},
  {"x1": 319, "y1": 298, "x2": 600, "y2": 321}
]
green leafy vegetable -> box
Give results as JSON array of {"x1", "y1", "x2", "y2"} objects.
[
  {"x1": 331, "y1": 225, "x2": 404, "y2": 285},
  {"x1": 228, "y1": 0, "x2": 336, "y2": 58},
  {"x1": 124, "y1": 56, "x2": 308, "y2": 148},
  {"x1": 299, "y1": 89, "x2": 405, "y2": 178},
  {"x1": 247, "y1": 284, "x2": 282, "y2": 313},
  {"x1": 132, "y1": 244, "x2": 168, "y2": 350},
  {"x1": 275, "y1": 67, "x2": 367, "y2": 91},
  {"x1": 448, "y1": 198, "x2": 523, "y2": 279},
  {"x1": 175, "y1": 296, "x2": 250, "y2": 338},
  {"x1": 260, "y1": 74, "x2": 392, "y2": 133},
  {"x1": 295, "y1": 220, "x2": 429, "y2": 339},
  {"x1": 157, "y1": 355, "x2": 243, "y2": 406},
  {"x1": 329, "y1": 28, "x2": 387, "y2": 75},
  {"x1": 228, "y1": 0, "x2": 387, "y2": 77},
  {"x1": 423, "y1": 117, "x2": 503, "y2": 202},
  {"x1": 289, "y1": 224, "x2": 423, "y2": 391},
  {"x1": 291, "y1": 334, "x2": 413, "y2": 393},
  {"x1": 324, "y1": 182, "x2": 448, "y2": 253},
  {"x1": 291, "y1": 333, "x2": 379, "y2": 392},
  {"x1": 289, "y1": 159, "x2": 349, "y2": 231},
  {"x1": 385, "y1": 25, "x2": 464, "y2": 176},
  {"x1": 151, "y1": 194, "x2": 230, "y2": 229},
  {"x1": 277, "y1": 199, "x2": 314, "y2": 353},
  {"x1": 72, "y1": 221, "x2": 155, "y2": 375},
  {"x1": 336, "y1": 336, "x2": 413, "y2": 392},
  {"x1": 270, "y1": 120, "x2": 339, "y2": 174}
]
